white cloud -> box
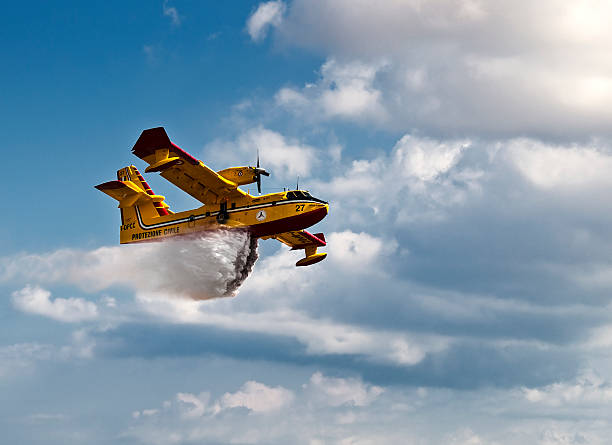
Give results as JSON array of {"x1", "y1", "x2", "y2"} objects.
[
  {"x1": 447, "y1": 429, "x2": 493, "y2": 445},
  {"x1": 173, "y1": 383, "x2": 294, "y2": 419},
  {"x1": 0, "y1": 335, "x2": 101, "y2": 378},
  {"x1": 306, "y1": 372, "x2": 383, "y2": 407},
  {"x1": 315, "y1": 134, "x2": 479, "y2": 225},
  {"x1": 128, "y1": 372, "x2": 612, "y2": 445},
  {"x1": 177, "y1": 392, "x2": 209, "y2": 418},
  {"x1": 507, "y1": 139, "x2": 612, "y2": 190},
  {"x1": 134, "y1": 289, "x2": 441, "y2": 367},
  {"x1": 60, "y1": 329, "x2": 97, "y2": 359},
  {"x1": 101, "y1": 296, "x2": 116, "y2": 308},
  {"x1": 127, "y1": 372, "x2": 389, "y2": 444},
  {"x1": 265, "y1": 0, "x2": 612, "y2": 137},
  {"x1": 132, "y1": 409, "x2": 158, "y2": 419},
  {"x1": 275, "y1": 59, "x2": 388, "y2": 123},
  {"x1": 0, "y1": 343, "x2": 53, "y2": 378},
  {"x1": 247, "y1": 1, "x2": 286, "y2": 42},
  {"x1": 394, "y1": 135, "x2": 468, "y2": 181},
  {"x1": 326, "y1": 231, "x2": 396, "y2": 271},
  {"x1": 522, "y1": 371, "x2": 612, "y2": 407},
  {"x1": 221, "y1": 381, "x2": 294, "y2": 413},
  {"x1": 12, "y1": 286, "x2": 98, "y2": 323},
  {"x1": 204, "y1": 126, "x2": 317, "y2": 180},
  {"x1": 0, "y1": 226, "x2": 445, "y2": 368},
  {"x1": 163, "y1": 1, "x2": 181, "y2": 26}
]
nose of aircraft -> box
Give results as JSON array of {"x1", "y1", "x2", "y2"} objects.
[{"x1": 309, "y1": 203, "x2": 328, "y2": 225}]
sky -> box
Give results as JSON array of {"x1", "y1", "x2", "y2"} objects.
[{"x1": 3, "y1": 1, "x2": 612, "y2": 444}]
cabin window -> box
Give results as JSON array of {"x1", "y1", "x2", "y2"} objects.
[{"x1": 231, "y1": 203, "x2": 236, "y2": 209}]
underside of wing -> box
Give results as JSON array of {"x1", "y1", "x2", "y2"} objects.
[
  {"x1": 275, "y1": 230, "x2": 325, "y2": 249},
  {"x1": 132, "y1": 127, "x2": 245, "y2": 205},
  {"x1": 274, "y1": 230, "x2": 327, "y2": 266}
]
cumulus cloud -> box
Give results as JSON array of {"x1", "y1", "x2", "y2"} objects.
[
  {"x1": 220, "y1": 381, "x2": 294, "y2": 413},
  {"x1": 133, "y1": 284, "x2": 442, "y2": 367},
  {"x1": 314, "y1": 134, "x2": 477, "y2": 225},
  {"x1": 176, "y1": 392, "x2": 208, "y2": 418},
  {"x1": 204, "y1": 126, "x2": 317, "y2": 180},
  {"x1": 124, "y1": 370, "x2": 612, "y2": 444},
  {"x1": 247, "y1": 1, "x2": 285, "y2": 42},
  {"x1": 0, "y1": 224, "x2": 444, "y2": 368},
  {"x1": 522, "y1": 370, "x2": 612, "y2": 407},
  {"x1": 507, "y1": 139, "x2": 612, "y2": 190},
  {"x1": 9, "y1": 131, "x2": 612, "y2": 388},
  {"x1": 169, "y1": 382, "x2": 293, "y2": 419},
  {"x1": 306, "y1": 372, "x2": 383, "y2": 407},
  {"x1": 276, "y1": 59, "x2": 389, "y2": 123},
  {"x1": 125, "y1": 372, "x2": 388, "y2": 444},
  {"x1": 326, "y1": 231, "x2": 397, "y2": 272},
  {"x1": 263, "y1": 0, "x2": 612, "y2": 137},
  {"x1": 8, "y1": 129, "x2": 612, "y2": 391},
  {"x1": 12, "y1": 286, "x2": 98, "y2": 323}
]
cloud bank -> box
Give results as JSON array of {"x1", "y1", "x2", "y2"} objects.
[{"x1": 254, "y1": 0, "x2": 612, "y2": 138}]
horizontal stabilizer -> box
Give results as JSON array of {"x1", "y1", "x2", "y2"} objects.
[{"x1": 95, "y1": 180, "x2": 166, "y2": 209}]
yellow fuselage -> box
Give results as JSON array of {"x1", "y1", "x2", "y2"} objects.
[{"x1": 120, "y1": 191, "x2": 328, "y2": 244}]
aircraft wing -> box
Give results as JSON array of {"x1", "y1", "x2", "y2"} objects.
[
  {"x1": 275, "y1": 230, "x2": 326, "y2": 249},
  {"x1": 132, "y1": 127, "x2": 246, "y2": 205},
  {"x1": 274, "y1": 230, "x2": 327, "y2": 266}
]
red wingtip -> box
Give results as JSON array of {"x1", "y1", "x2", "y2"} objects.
[
  {"x1": 132, "y1": 127, "x2": 199, "y2": 165},
  {"x1": 312, "y1": 233, "x2": 326, "y2": 244}
]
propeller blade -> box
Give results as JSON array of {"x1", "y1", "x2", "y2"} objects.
[{"x1": 253, "y1": 149, "x2": 268, "y2": 194}]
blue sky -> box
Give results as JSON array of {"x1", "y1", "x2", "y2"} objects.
[{"x1": 4, "y1": 1, "x2": 612, "y2": 444}]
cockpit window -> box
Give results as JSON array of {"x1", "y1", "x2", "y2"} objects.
[{"x1": 285, "y1": 190, "x2": 327, "y2": 204}]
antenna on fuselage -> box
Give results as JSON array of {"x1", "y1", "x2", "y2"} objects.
[{"x1": 296, "y1": 176, "x2": 299, "y2": 190}]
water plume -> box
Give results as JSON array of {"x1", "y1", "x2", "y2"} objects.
[{"x1": 1, "y1": 229, "x2": 259, "y2": 300}]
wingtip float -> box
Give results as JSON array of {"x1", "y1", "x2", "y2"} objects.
[{"x1": 95, "y1": 127, "x2": 329, "y2": 267}]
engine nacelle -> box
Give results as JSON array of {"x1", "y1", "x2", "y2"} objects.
[{"x1": 217, "y1": 167, "x2": 257, "y2": 186}]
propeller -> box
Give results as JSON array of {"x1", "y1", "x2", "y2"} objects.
[{"x1": 252, "y1": 150, "x2": 270, "y2": 194}]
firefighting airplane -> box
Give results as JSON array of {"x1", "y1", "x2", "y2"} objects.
[{"x1": 95, "y1": 127, "x2": 328, "y2": 266}]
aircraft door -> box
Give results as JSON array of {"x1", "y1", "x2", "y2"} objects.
[{"x1": 217, "y1": 201, "x2": 229, "y2": 224}]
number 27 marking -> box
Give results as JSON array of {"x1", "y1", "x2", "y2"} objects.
[{"x1": 296, "y1": 204, "x2": 305, "y2": 212}]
